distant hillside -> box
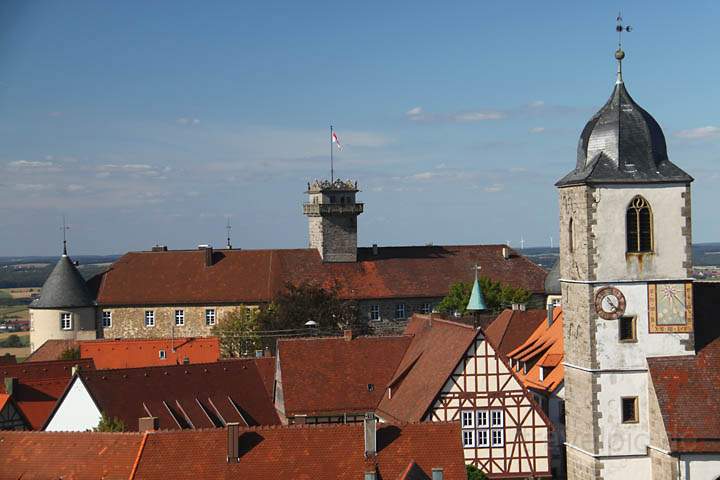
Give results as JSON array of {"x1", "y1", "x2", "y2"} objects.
[{"x1": 0, "y1": 255, "x2": 119, "y2": 288}]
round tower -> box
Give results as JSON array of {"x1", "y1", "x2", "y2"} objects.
[{"x1": 29, "y1": 251, "x2": 97, "y2": 353}]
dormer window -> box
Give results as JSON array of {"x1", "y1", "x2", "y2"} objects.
[{"x1": 626, "y1": 196, "x2": 653, "y2": 253}]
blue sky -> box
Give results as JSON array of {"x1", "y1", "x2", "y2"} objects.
[{"x1": 1, "y1": 1, "x2": 719, "y2": 255}]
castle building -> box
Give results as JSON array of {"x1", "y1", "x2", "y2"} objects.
[{"x1": 557, "y1": 46, "x2": 720, "y2": 479}]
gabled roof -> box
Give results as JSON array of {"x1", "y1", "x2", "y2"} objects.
[
  {"x1": 484, "y1": 308, "x2": 547, "y2": 357},
  {"x1": 71, "y1": 359, "x2": 279, "y2": 430},
  {"x1": 0, "y1": 359, "x2": 95, "y2": 430},
  {"x1": 79, "y1": 337, "x2": 220, "y2": 369},
  {"x1": 25, "y1": 339, "x2": 80, "y2": 362},
  {"x1": 277, "y1": 335, "x2": 412, "y2": 416},
  {"x1": 30, "y1": 255, "x2": 95, "y2": 309},
  {"x1": 0, "y1": 431, "x2": 145, "y2": 479},
  {"x1": 131, "y1": 422, "x2": 466, "y2": 480},
  {"x1": 93, "y1": 245, "x2": 547, "y2": 306},
  {"x1": 507, "y1": 309, "x2": 564, "y2": 393},
  {"x1": 377, "y1": 315, "x2": 479, "y2": 423}
]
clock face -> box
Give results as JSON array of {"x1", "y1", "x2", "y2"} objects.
[{"x1": 594, "y1": 286, "x2": 626, "y2": 320}]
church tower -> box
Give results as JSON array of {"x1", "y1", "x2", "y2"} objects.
[
  {"x1": 557, "y1": 45, "x2": 694, "y2": 479},
  {"x1": 28, "y1": 243, "x2": 97, "y2": 353},
  {"x1": 303, "y1": 179, "x2": 363, "y2": 262}
]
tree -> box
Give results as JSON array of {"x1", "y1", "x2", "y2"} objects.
[
  {"x1": 211, "y1": 306, "x2": 261, "y2": 358},
  {"x1": 466, "y1": 464, "x2": 488, "y2": 480},
  {"x1": 94, "y1": 413, "x2": 124, "y2": 432},
  {"x1": 58, "y1": 347, "x2": 80, "y2": 360},
  {"x1": 1, "y1": 334, "x2": 22, "y2": 348},
  {"x1": 257, "y1": 282, "x2": 359, "y2": 333},
  {"x1": 436, "y1": 277, "x2": 532, "y2": 315}
]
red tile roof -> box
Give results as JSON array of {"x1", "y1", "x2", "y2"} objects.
[
  {"x1": 72, "y1": 359, "x2": 279, "y2": 430},
  {"x1": 25, "y1": 339, "x2": 79, "y2": 362},
  {"x1": 79, "y1": 337, "x2": 220, "y2": 369},
  {"x1": 277, "y1": 335, "x2": 412, "y2": 416},
  {"x1": 377, "y1": 315, "x2": 479, "y2": 422},
  {"x1": 485, "y1": 308, "x2": 548, "y2": 357},
  {"x1": 0, "y1": 431, "x2": 144, "y2": 480},
  {"x1": 131, "y1": 422, "x2": 467, "y2": 480},
  {"x1": 0, "y1": 354, "x2": 16, "y2": 365},
  {"x1": 94, "y1": 245, "x2": 547, "y2": 305},
  {"x1": 0, "y1": 393, "x2": 10, "y2": 412},
  {"x1": 0, "y1": 359, "x2": 95, "y2": 430},
  {"x1": 507, "y1": 308, "x2": 563, "y2": 393}
]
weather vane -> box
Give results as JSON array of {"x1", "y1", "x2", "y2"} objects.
[
  {"x1": 616, "y1": 12, "x2": 632, "y2": 50},
  {"x1": 61, "y1": 215, "x2": 70, "y2": 255}
]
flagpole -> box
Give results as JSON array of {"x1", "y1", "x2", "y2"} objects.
[{"x1": 330, "y1": 124, "x2": 334, "y2": 183}]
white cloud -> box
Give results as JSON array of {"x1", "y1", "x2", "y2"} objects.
[
  {"x1": 528, "y1": 100, "x2": 545, "y2": 108},
  {"x1": 9, "y1": 160, "x2": 55, "y2": 168},
  {"x1": 14, "y1": 183, "x2": 52, "y2": 191},
  {"x1": 65, "y1": 184, "x2": 85, "y2": 192},
  {"x1": 529, "y1": 127, "x2": 546, "y2": 134},
  {"x1": 674, "y1": 126, "x2": 720, "y2": 140},
  {"x1": 176, "y1": 117, "x2": 200, "y2": 125},
  {"x1": 484, "y1": 183, "x2": 504, "y2": 193},
  {"x1": 451, "y1": 111, "x2": 506, "y2": 122},
  {"x1": 405, "y1": 106, "x2": 506, "y2": 123}
]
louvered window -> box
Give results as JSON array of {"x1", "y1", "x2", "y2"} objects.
[{"x1": 626, "y1": 196, "x2": 653, "y2": 253}]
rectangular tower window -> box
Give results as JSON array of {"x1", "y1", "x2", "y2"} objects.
[
  {"x1": 394, "y1": 303, "x2": 406, "y2": 320},
  {"x1": 145, "y1": 310, "x2": 155, "y2": 327},
  {"x1": 369, "y1": 305, "x2": 380, "y2": 321},
  {"x1": 101, "y1": 311, "x2": 112, "y2": 328},
  {"x1": 60, "y1": 313, "x2": 72, "y2": 330},
  {"x1": 205, "y1": 308, "x2": 216, "y2": 326},
  {"x1": 621, "y1": 397, "x2": 639, "y2": 423},
  {"x1": 619, "y1": 316, "x2": 637, "y2": 342},
  {"x1": 175, "y1": 309, "x2": 184, "y2": 326}
]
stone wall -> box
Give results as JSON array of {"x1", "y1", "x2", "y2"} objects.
[
  {"x1": 565, "y1": 447, "x2": 603, "y2": 480},
  {"x1": 308, "y1": 215, "x2": 358, "y2": 262},
  {"x1": 559, "y1": 185, "x2": 597, "y2": 282}
]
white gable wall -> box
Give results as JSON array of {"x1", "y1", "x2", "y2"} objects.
[{"x1": 45, "y1": 377, "x2": 102, "y2": 431}]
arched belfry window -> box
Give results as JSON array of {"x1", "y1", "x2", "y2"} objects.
[{"x1": 626, "y1": 196, "x2": 653, "y2": 253}]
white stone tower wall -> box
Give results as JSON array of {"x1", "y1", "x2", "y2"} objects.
[{"x1": 29, "y1": 306, "x2": 97, "y2": 353}]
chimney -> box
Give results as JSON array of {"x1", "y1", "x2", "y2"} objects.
[
  {"x1": 198, "y1": 245, "x2": 213, "y2": 267},
  {"x1": 138, "y1": 416, "x2": 159, "y2": 432},
  {"x1": 344, "y1": 329, "x2": 354, "y2": 341},
  {"x1": 502, "y1": 247, "x2": 510, "y2": 260},
  {"x1": 263, "y1": 346, "x2": 271, "y2": 357},
  {"x1": 364, "y1": 412, "x2": 377, "y2": 458},
  {"x1": 151, "y1": 245, "x2": 168, "y2": 252},
  {"x1": 4, "y1": 377, "x2": 16, "y2": 395},
  {"x1": 372, "y1": 244, "x2": 379, "y2": 256},
  {"x1": 227, "y1": 422, "x2": 240, "y2": 463},
  {"x1": 432, "y1": 468, "x2": 444, "y2": 480}
]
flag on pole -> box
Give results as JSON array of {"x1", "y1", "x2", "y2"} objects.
[{"x1": 332, "y1": 131, "x2": 343, "y2": 150}]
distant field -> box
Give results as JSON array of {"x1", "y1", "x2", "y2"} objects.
[
  {"x1": 0, "y1": 287, "x2": 40, "y2": 299},
  {"x1": 0, "y1": 331, "x2": 30, "y2": 360},
  {"x1": 0, "y1": 305, "x2": 29, "y2": 320}
]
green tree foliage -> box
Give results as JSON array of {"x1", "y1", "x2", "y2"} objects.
[
  {"x1": 257, "y1": 282, "x2": 359, "y2": 333},
  {"x1": 94, "y1": 413, "x2": 125, "y2": 432},
  {"x1": 211, "y1": 306, "x2": 261, "y2": 358},
  {"x1": 466, "y1": 464, "x2": 488, "y2": 480},
  {"x1": 0, "y1": 334, "x2": 23, "y2": 348},
  {"x1": 58, "y1": 347, "x2": 81, "y2": 360},
  {"x1": 436, "y1": 278, "x2": 532, "y2": 315}
]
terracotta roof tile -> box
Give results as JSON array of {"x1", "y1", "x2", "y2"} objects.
[
  {"x1": 485, "y1": 308, "x2": 547, "y2": 357},
  {"x1": 79, "y1": 337, "x2": 220, "y2": 369},
  {"x1": 95, "y1": 245, "x2": 547, "y2": 305},
  {"x1": 377, "y1": 315, "x2": 478, "y2": 422},
  {"x1": 25, "y1": 339, "x2": 80, "y2": 362},
  {"x1": 277, "y1": 335, "x2": 411, "y2": 416},
  {"x1": 131, "y1": 422, "x2": 467, "y2": 480},
  {"x1": 0, "y1": 430, "x2": 144, "y2": 480},
  {"x1": 75, "y1": 359, "x2": 279, "y2": 430}
]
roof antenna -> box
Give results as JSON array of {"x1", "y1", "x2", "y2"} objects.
[
  {"x1": 61, "y1": 215, "x2": 70, "y2": 256},
  {"x1": 615, "y1": 12, "x2": 632, "y2": 84},
  {"x1": 226, "y1": 217, "x2": 232, "y2": 250}
]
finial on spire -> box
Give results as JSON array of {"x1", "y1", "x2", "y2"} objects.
[
  {"x1": 61, "y1": 215, "x2": 70, "y2": 256},
  {"x1": 615, "y1": 12, "x2": 632, "y2": 84},
  {"x1": 226, "y1": 217, "x2": 233, "y2": 250}
]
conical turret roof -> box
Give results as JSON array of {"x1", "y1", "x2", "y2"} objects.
[
  {"x1": 30, "y1": 255, "x2": 95, "y2": 309},
  {"x1": 557, "y1": 55, "x2": 692, "y2": 186}
]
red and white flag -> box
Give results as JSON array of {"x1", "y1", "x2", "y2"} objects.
[{"x1": 332, "y1": 131, "x2": 343, "y2": 150}]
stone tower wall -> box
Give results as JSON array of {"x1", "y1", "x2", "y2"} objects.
[
  {"x1": 308, "y1": 215, "x2": 358, "y2": 263},
  {"x1": 29, "y1": 306, "x2": 97, "y2": 353}
]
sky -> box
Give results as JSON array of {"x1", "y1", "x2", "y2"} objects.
[{"x1": 1, "y1": 1, "x2": 719, "y2": 256}]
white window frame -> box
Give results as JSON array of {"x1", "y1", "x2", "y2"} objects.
[
  {"x1": 145, "y1": 310, "x2": 155, "y2": 327},
  {"x1": 159, "y1": 349, "x2": 166, "y2": 360},
  {"x1": 461, "y1": 410, "x2": 474, "y2": 428},
  {"x1": 491, "y1": 409, "x2": 504, "y2": 427},
  {"x1": 102, "y1": 311, "x2": 112, "y2": 328},
  {"x1": 394, "y1": 303, "x2": 406, "y2": 320},
  {"x1": 60, "y1": 313, "x2": 72, "y2": 330},
  {"x1": 491, "y1": 428, "x2": 504, "y2": 447},
  {"x1": 205, "y1": 308, "x2": 216, "y2": 326},
  {"x1": 462, "y1": 429, "x2": 475, "y2": 448},
  {"x1": 476, "y1": 410, "x2": 489, "y2": 428},
  {"x1": 175, "y1": 309, "x2": 185, "y2": 326},
  {"x1": 477, "y1": 428, "x2": 490, "y2": 447},
  {"x1": 369, "y1": 305, "x2": 381, "y2": 321}
]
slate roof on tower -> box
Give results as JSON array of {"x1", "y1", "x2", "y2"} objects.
[
  {"x1": 556, "y1": 53, "x2": 692, "y2": 187},
  {"x1": 91, "y1": 245, "x2": 547, "y2": 306},
  {"x1": 30, "y1": 255, "x2": 95, "y2": 309}
]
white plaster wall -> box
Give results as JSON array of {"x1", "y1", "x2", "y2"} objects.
[
  {"x1": 603, "y1": 456, "x2": 651, "y2": 480},
  {"x1": 45, "y1": 377, "x2": 102, "y2": 432},
  {"x1": 680, "y1": 454, "x2": 720, "y2": 480},
  {"x1": 594, "y1": 283, "x2": 693, "y2": 369},
  {"x1": 596, "y1": 371, "x2": 650, "y2": 457},
  {"x1": 30, "y1": 307, "x2": 97, "y2": 353},
  {"x1": 593, "y1": 184, "x2": 689, "y2": 281}
]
